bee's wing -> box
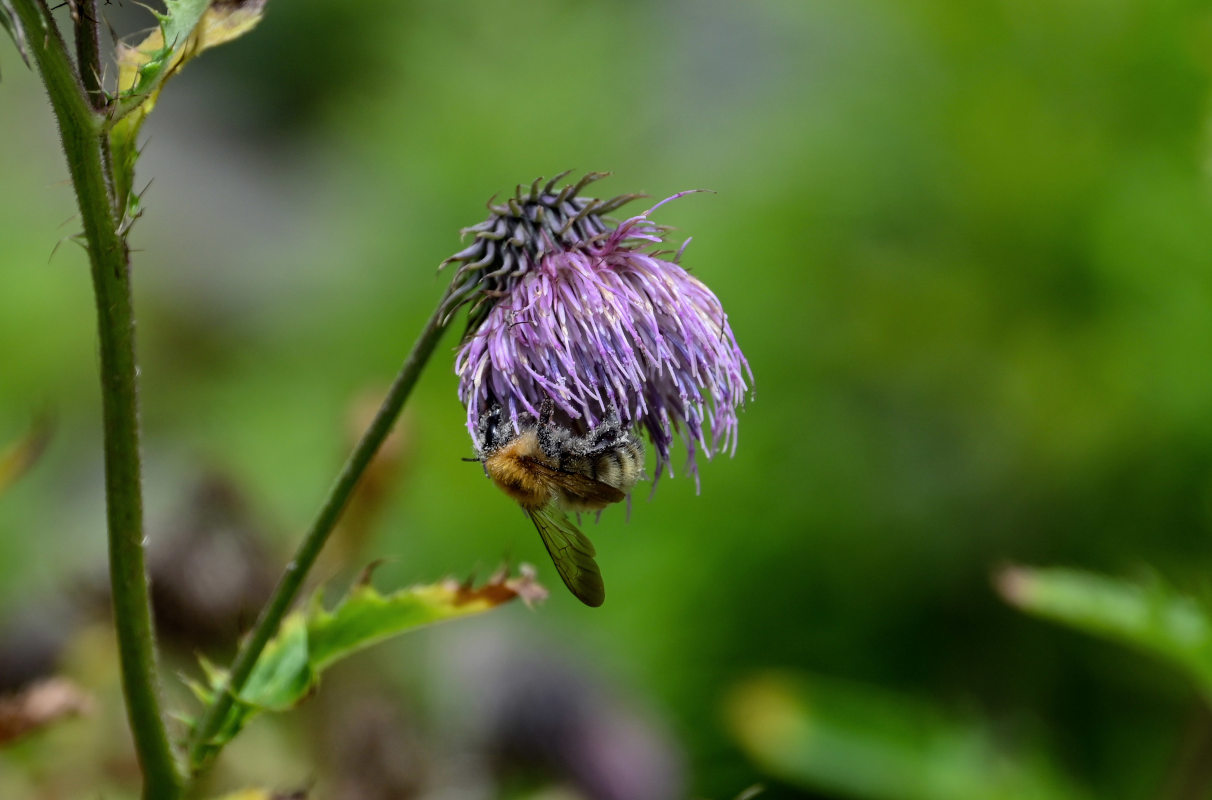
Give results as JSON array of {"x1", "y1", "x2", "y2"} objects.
[
  {"x1": 527, "y1": 503, "x2": 606, "y2": 607},
  {"x1": 524, "y1": 459, "x2": 626, "y2": 508}
]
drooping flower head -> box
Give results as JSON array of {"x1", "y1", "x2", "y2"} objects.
[{"x1": 444, "y1": 172, "x2": 751, "y2": 486}]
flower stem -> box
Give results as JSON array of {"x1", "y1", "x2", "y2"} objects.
[
  {"x1": 186, "y1": 289, "x2": 455, "y2": 776},
  {"x1": 11, "y1": 1, "x2": 183, "y2": 797}
]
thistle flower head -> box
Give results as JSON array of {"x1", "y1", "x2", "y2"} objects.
[{"x1": 447, "y1": 173, "x2": 751, "y2": 486}]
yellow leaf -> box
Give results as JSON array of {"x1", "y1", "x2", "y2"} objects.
[{"x1": 0, "y1": 418, "x2": 51, "y2": 494}]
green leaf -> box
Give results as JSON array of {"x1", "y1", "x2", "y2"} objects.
[
  {"x1": 726, "y1": 672, "x2": 1086, "y2": 800},
  {"x1": 187, "y1": 567, "x2": 544, "y2": 763},
  {"x1": 309, "y1": 577, "x2": 531, "y2": 671},
  {"x1": 998, "y1": 565, "x2": 1212, "y2": 697},
  {"x1": 238, "y1": 614, "x2": 313, "y2": 712},
  {"x1": 109, "y1": 0, "x2": 269, "y2": 224},
  {"x1": 112, "y1": 0, "x2": 269, "y2": 114}
]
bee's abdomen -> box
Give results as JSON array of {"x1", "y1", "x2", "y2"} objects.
[{"x1": 592, "y1": 437, "x2": 644, "y2": 493}]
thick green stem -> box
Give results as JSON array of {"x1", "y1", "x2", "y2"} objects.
[
  {"x1": 11, "y1": 1, "x2": 183, "y2": 797},
  {"x1": 73, "y1": 0, "x2": 117, "y2": 207},
  {"x1": 73, "y1": 0, "x2": 103, "y2": 109},
  {"x1": 186, "y1": 290, "x2": 455, "y2": 776}
]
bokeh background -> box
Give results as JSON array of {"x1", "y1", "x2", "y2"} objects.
[{"x1": 4, "y1": 0, "x2": 1212, "y2": 797}]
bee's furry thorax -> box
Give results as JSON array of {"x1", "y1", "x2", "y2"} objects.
[{"x1": 475, "y1": 401, "x2": 634, "y2": 462}]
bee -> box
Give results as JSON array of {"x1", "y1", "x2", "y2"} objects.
[{"x1": 471, "y1": 399, "x2": 645, "y2": 606}]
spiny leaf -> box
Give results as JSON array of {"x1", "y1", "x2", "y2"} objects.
[
  {"x1": 238, "y1": 614, "x2": 312, "y2": 712},
  {"x1": 308, "y1": 566, "x2": 546, "y2": 671},
  {"x1": 114, "y1": 0, "x2": 266, "y2": 110},
  {"x1": 115, "y1": 0, "x2": 208, "y2": 98},
  {"x1": 998, "y1": 565, "x2": 1212, "y2": 698},
  {"x1": 186, "y1": 566, "x2": 544, "y2": 764},
  {"x1": 197, "y1": 653, "x2": 225, "y2": 687},
  {"x1": 726, "y1": 672, "x2": 1087, "y2": 800},
  {"x1": 109, "y1": 0, "x2": 268, "y2": 223},
  {"x1": 182, "y1": 676, "x2": 213, "y2": 707}
]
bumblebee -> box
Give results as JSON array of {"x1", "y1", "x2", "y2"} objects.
[{"x1": 472, "y1": 399, "x2": 645, "y2": 606}]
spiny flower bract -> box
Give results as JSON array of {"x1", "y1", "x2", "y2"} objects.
[{"x1": 447, "y1": 173, "x2": 751, "y2": 486}]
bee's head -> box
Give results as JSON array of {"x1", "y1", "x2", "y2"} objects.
[{"x1": 473, "y1": 403, "x2": 525, "y2": 457}]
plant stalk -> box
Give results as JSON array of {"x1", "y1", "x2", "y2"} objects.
[
  {"x1": 72, "y1": 0, "x2": 103, "y2": 108},
  {"x1": 186, "y1": 289, "x2": 455, "y2": 776},
  {"x1": 11, "y1": 1, "x2": 183, "y2": 796}
]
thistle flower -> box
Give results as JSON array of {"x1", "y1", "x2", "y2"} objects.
[{"x1": 445, "y1": 173, "x2": 751, "y2": 486}]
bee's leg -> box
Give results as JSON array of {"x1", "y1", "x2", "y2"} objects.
[
  {"x1": 584, "y1": 407, "x2": 623, "y2": 451},
  {"x1": 536, "y1": 397, "x2": 561, "y2": 457},
  {"x1": 538, "y1": 397, "x2": 555, "y2": 428}
]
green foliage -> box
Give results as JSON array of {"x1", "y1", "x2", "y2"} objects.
[
  {"x1": 999, "y1": 566, "x2": 1212, "y2": 698},
  {"x1": 727, "y1": 672, "x2": 1087, "y2": 800},
  {"x1": 186, "y1": 569, "x2": 542, "y2": 769},
  {"x1": 109, "y1": 0, "x2": 207, "y2": 221},
  {"x1": 109, "y1": 0, "x2": 265, "y2": 224},
  {"x1": 113, "y1": 0, "x2": 211, "y2": 109}
]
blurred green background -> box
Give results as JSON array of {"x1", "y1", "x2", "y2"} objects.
[{"x1": 4, "y1": 0, "x2": 1212, "y2": 797}]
